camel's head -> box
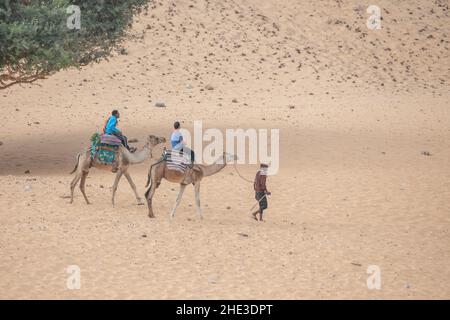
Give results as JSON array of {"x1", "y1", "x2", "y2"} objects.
[
  {"x1": 147, "y1": 135, "x2": 166, "y2": 147},
  {"x1": 224, "y1": 152, "x2": 238, "y2": 163}
]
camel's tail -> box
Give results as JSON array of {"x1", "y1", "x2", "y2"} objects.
[
  {"x1": 144, "y1": 166, "x2": 154, "y2": 199},
  {"x1": 145, "y1": 167, "x2": 152, "y2": 188},
  {"x1": 70, "y1": 153, "x2": 81, "y2": 174},
  {"x1": 145, "y1": 163, "x2": 154, "y2": 188},
  {"x1": 145, "y1": 158, "x2": 165, "y2": 188}
]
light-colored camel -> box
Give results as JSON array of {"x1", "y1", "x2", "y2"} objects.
[
  {"x1": 144, "y1": 152, "x2": 237, "y2": 219},
  {"x1": 70, "y1": 134, "x2": 166, "y2": 206}
]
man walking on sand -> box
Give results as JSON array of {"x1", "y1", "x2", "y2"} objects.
[{"x1": 251, "y1": 163, "x2": 271, "y2": 221}]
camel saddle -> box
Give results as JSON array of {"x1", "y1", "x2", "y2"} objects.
[
  {"x1": 162, "y1": 149, "x2": 201, "y2": 173},
  {"x1": 100, "y1": 134, "x2": 122, "y2": 146},
  {"x1": 89, "y1": 133, "x2": 120, "y2": 165}
]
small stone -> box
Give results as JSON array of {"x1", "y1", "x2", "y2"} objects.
[
  {"x1": 421, "y1": 151, "x2": 431, "y2": 156},
  {"x1": 0, "y1": 141, "x2": 3, "y2": 146},
  {"x1": 128, "y1": 138, "x2": 139, "y2": 143},
  {"x1": 24, "y1": 185, "x2": 32, "y2": 192},
  {"x1": 155, "y1": 101, "x2": 166, "y2": 108},
  {"x1": 232, "y1": 98, "x2": 238, "y2": 103},
  {"x1": 226, "y1": 206, "x2": 231, "y2": 209},
  {"x1": 238, "y1": 233, "x2": 249, "y2": 237},
  {"x1": 208, "y1": 277, "x2": 217, "y2": 284},
  {"x1": 24, "y1": 170, "x2": 30, "y2": 174},
  {"x1": 142, "y1": 234, "x2": 147, "y2": 238},
  {"x1": 205, "y1": 84, "x2": 214, "y2": 90}
]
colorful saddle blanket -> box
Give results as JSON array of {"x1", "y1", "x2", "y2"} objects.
[
  {"x1": 95, "y1": 144, "x2": 119, "y2": 164},
  {"x1": 100, "y1": 134, "x2": 122, "y2": 146},
  {"x1": 90, "y1": 133, "x2": 120, "y2": 165},
  {"x1": 163, "y1": 149, "x2": 192, "y2": 173}
]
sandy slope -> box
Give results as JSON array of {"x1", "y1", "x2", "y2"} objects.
[{"x1": 0, "y1": 0, "x2": 449, "y2": 299}]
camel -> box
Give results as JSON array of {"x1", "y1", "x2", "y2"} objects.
[
  {"x1": 144, "y1": 152, "x2": 237, "y2": 219},
  {"x1": 70, "y1": 134, "x2": 166, "y2": 206}
]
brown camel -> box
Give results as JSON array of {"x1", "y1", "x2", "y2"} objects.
[
  {"x1": 144, "y1": 152, "x2": 237, "y2": 219},
  {"x1": 70, "y1": 134, "x2": 166, "y2": 206}
]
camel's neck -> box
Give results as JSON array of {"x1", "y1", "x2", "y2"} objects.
[
  {"x1": 122, "y1": 144, "x2": 151, "y2": 164},
  {"x1": 198, "y1": 155, "x2": 227, "y2": 177}
]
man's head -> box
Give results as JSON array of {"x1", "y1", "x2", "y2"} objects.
[
  {"x1": 174, "y1": 121, "x2": 180, "y2": 130},
  {"x1": 112, "y1": 109, "x2": 120, "y2": 118},
  {"x1": 260, "y1": 163, "x2": 269, "y2": 174}
]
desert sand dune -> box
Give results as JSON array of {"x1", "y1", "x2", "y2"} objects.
[{"x1": 0, "y1": 0, "x2": 449, "y2": 299}]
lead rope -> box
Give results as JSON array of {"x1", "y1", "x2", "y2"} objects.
[
  {"x1": 249, "y1": 194, "x2": 268, "y2": 212},
  {"x1": 232, "y1": 162, "x2": 254, "y2": 183}
]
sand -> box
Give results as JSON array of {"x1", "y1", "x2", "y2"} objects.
[{"x1": 0, "y1": 0, "x2": 449, "y2": 299}]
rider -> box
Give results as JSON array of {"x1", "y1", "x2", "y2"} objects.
[
  {"x1": 171, "y1": 121, "x2": 195, "y2": 163},
  {"x1": 103, "y1": 110, "x2": 135, "y2": 152}
]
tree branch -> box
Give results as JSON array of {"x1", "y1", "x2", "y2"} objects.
[{"x1": 0, "y1": 69, "x2": 47, "y2": 90}]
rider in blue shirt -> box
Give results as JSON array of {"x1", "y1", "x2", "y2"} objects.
[
  {"x1": 171, "y1": 121, "x2": 194, "y2": 163},
  {"x1": 105, "y1": 113, "x2": 120, "y2": 135},
  {"x1": 103, "y1": 110, "x2": 134, "y2": 152}
]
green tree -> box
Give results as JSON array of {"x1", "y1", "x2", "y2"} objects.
[{"x1": 0, "y1": 0, "x2": 149, "y2": 89}]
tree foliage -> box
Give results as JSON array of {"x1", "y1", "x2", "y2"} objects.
[{"x1": 0, "y1": 0, "x2": 149, "y2": 89}]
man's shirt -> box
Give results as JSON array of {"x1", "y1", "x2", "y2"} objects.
[
  {"x1": 254, "y1": 170, "x2": 268, "y2": 192},
  {"x1": 171, "y1": 130, "x2": 183, "y2": 150},
  {"x1": 105, "y1": 115, "x2": 120, "y2": 135}
]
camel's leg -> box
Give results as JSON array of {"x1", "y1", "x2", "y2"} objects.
[
  {"x1": 70, "y1": 172, "x2": 82, "y2": 204},
  {"x1": 194, "y1": 182, "x2": 203, "y2": 219},
  {"x1": 79, "y1": 171, "x2": 91, "y2": 205},
  {"x1": 124, "y1": 171, "x2": 143, "y2": 205},
  {"x1": 170, "y1": 184, "x2": 187, "y2": 219},
  {"x1": 111, "y1": 170, "x2": 123, "y2": 207}
]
